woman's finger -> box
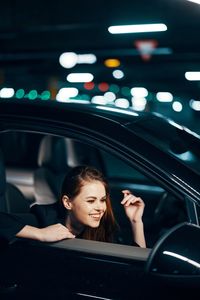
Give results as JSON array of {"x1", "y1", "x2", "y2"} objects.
[{"x1": 121, "y1": 194, "x2": 134, "y2": 204}]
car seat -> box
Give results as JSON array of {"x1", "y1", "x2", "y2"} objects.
[
  {"x1": 33, "y1": 135, "x2": 104, "y2": 206},
  {"x1": 33, "y1": 135, "x2": 71, "y2": 205},
  {"x1": 0, "y1": 148, "x2": 30, "y2": 213}
]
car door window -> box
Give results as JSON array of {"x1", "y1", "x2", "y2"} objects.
[{"x1": 1, "y1": 131, "x2": 188, "y2": 248}]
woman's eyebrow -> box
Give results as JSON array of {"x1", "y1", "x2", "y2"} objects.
[{"x1": 85, "y1": 195, "x2": 106, "y2": 199}]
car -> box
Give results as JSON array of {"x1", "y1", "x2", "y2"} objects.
[{"x1": 0, "y1": 98, "x2": 200, "y2": 299}]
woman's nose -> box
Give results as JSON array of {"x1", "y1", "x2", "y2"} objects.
[{"x1": 95, "y1": 201, "x2": 104, "y2": 211}]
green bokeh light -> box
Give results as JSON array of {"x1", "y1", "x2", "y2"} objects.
[
  {"x1": 109, "y1": 84, "x2": 120, "y2": 93},
  {"x1": 41, "y1": 90, "x2": 51, "y2": 100},
  {"x1": 15, "y1": 89, "x2": 25, "y2": 99},
  {"x1": 28, "y1": 90, "x2": 38, "y2": 100},
  {"x1": 121, "y1": 86, "x2": 130, "y2": 97}
]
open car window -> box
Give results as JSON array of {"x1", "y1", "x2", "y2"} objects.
[{"x1": 0, "y1": 130, "x2": 189, "y2": 249}]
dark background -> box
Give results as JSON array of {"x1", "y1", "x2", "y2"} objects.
[{"x1": 0, "y1": 0, "x2": 200, "y2": 133}]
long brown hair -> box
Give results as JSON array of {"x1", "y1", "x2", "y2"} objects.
[{"x1": 60, "y1": 165, "x2": 118, "y2": 242}]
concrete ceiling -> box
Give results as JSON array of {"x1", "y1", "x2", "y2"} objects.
[{"x1": 0, "y1": 0, "x2": 200, "y2": 101}]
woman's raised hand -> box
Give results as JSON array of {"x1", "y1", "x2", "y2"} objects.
[{"x1": 121, "y1": 190, "x2": 145, "y2": 223}]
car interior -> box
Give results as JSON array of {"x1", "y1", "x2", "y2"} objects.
[{"x1": 0, "y1": 130, "x2": 188, "y2": 248}]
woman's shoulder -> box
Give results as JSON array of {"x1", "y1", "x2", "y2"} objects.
[{"x1": 30, "y1": 202, "x2": 61, "y2": 227}]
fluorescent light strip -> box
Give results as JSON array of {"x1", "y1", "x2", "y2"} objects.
[
  {"x1": 187, "y1": 0, "x2": 200, "y2": 4},
  {"x1": 185, "y1": 72, "x2": 200, "y2": 81},
  {"x1": 108, "y1": 23, "x2": 167, "y2": 34}
]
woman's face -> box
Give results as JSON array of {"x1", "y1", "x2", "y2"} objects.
[{"x1": 70, "y1": 180, "x2": 107, "y2": 228}]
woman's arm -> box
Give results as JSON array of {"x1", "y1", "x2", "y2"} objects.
[
  {"x1": 0, "y1": 212, "x2": 75, "y2": 242},
  {"x1": 16, "y1": 223, "x2": 75, "y2": 242},
  {"x1": 121, "y1": 190, "x2": 146, "y2": 248}
]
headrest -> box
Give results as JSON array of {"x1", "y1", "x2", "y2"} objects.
[
  {"x1": 37, "y1": 135, "x2": 69, "y2": 173},
  {"x1": 0, "y1": 149, "x2": 6, "y2": 211}
]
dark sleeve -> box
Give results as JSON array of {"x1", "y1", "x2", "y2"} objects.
[
  {"x1": 114, "y1": 227, "x2": 140, "y2": 247},
  {"x1": 30, "y1": 203, "x2": 60, "y2": 227},
  {"x1": 0, "y1": 212, "x2": 39, "y2": 243}
]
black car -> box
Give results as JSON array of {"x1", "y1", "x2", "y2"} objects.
[{"x1": 0, "y1": 99, "x2": 200, "y2": 299}]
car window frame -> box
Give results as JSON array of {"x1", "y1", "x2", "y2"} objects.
[{"x1": 0, "y1": 125, "x2": 199, "y2": 254}]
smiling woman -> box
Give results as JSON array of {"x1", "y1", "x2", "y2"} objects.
[{"x1": 0, "y1": 165, "x2": 146, "y2": 247}]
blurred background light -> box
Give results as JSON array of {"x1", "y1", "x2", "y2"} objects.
[
  {"x1": 56, "y1": 87, "x2": 79, "y2": 102},
  {"x1": 109, "y1": 84, "x2": 120, "y2": 93},
  {"x1": 0, "y1": 87, "x2": 15, "y2": 98},
  {"x1": 59, "y1": 52, "x2": 96, "y2": 69},
  {"x1": 59, "y1": 52, "x2": 78, "y2": 69},
  {"x1": 172, "y1": 101, "x2": 183, "y2": 112},
  {"x1": 104, "y1": 59, "x2": 121, "y2": 68},
  {"x1": 112, "y1": 70, "x2": 124, "y2": 79},
  {"x1": 15, "y1": 89, "x2": 25, "y2": 99},
  {"x1": 28, "y1": 90, "x2": 38, "y2": 100},
  {"x1": 156, "y1": 92, "x2": 173, "y2": 102},
  {"x1": 67, "y1": 73, "x2": 94, "y2": 83},
  {"x1": 98, "y1": 82, "x2": 109, "y2": 92},
  {"x1": 115, "y1": 98, "x2": 130, "y2": 108},
  {"x1": 131, "y1": 87, "x2": 148, "y2": 97},
  {"x1": 91, "y1": 95, "x2": 107, "y2": 105},
  {"x1": 41, "y1": 90, "x2": 51, "y2": 100},
  {"x1": 77, "y1": 54, "x2": 97, "y2": 64},
  {"x1": 84, "y1": 82, "x2": 95, "y2": 90},
  {"x1": 104, "y1": 92, "x2": 116, "y2": 102},
  {"x1": 131, "y1": 97, "x2": 147, "y2": 111},
  {"x1": 108, "y1": 23, "x2": 167, "y2": 34},
  {"x1": 189, "y1": 99, "x2": 200, "y2": 111},
  {"x1": 187, "y1": 0, "x2": 200, "y2": 4},
  {"x1": 185, "y1": 71, "x2": 200, "y2": 81}
]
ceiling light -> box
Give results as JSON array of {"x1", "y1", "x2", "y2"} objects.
[
  {"x1": 59, "y1": 53, "x2": 96, "y2": 69},
  {"x1": 187, "y1": 0, "x2": 200, "y2": 4},
  {"x1": 0, "y1": 88, "x2": 15, "y2": 98},
  {"x1": 189, "y1": 99, "x2": 200, "y2": 111},
  {"x1": 112, "y1": 70, "x2": 124, "y2": 79},
  {"x1": 131, "y1": 97, "x2": 147, "y2": 111},
  {"x1": 108, "y1": 23, "x2": 167, "y2": 34},
  {"x1": 104, "y1": 92, "x2": 116, "y2": 102},
  {"x1": 91, "y1": 96, "x2": 107, "y2": 105},
  {"x1": 104, "y1": 58, "x2": 121, "y2": 67},
  {"x1": 172, "y1": 101, "x2": 183, "y2": 112},
  {"x1": 67, "y1": 73, "x2": 94, "y2": 83},
  {"x1": 131, "y1": 87, "x2": 148, "y2": 97},
  {"x1": 77, "y1": 54, "x2": 97, "y2": 64},
  {"x1": 59, "y1": 52, "x2": 78, "y2": 69},
  {"x1": 185, "y1": 72, "x2": 200, "y2": 81},
  {"x1": 156, "y1": 92, "x2": 173, "y2": 102},
  {"x1": 115, "y1": 98, "x2": 130, "y2": 108},
  {"x1": 56, "y1": 88, "x2": 79, "y2": 101}
]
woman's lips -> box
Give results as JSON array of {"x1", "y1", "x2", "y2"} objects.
[{"x1": 89, "y1": 213, "x2": 102, "y2": 219}]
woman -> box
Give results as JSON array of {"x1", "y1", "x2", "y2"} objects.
[{"x1": 0, "y1": 165, "x2": 146, "y2": 247}]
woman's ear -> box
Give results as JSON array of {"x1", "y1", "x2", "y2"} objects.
[{"x1": 62, "y1": 195, "x2": 72, "y2": 210}]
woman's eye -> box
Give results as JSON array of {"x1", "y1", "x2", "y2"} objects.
[
  {"x1": 101, "y1": 198, "x2": 106, "y2": 203},
  {"x1": 87, "y1": 200, "x2": 95, "y2": 203}
]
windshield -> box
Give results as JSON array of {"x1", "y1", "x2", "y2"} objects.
[{"x1": 127, "y1": 113, "x2": 200, "y2": 175}]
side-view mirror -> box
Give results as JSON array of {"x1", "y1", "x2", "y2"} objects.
[{"x1": 145, "y1": 222, "x2": 200, "y2": 289}]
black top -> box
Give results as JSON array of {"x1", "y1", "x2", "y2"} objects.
[{"x1": 0, "y1": 203, "x2": 139, "y2": 246}]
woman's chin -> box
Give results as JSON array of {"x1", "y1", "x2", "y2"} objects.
[{"x1": 88, "y1": 220, "x2": 101, "y2": 228}]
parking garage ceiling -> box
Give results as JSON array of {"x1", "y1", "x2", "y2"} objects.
[{"x1": 0, "y1": 0, "x2": 200, "y2": 102}]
